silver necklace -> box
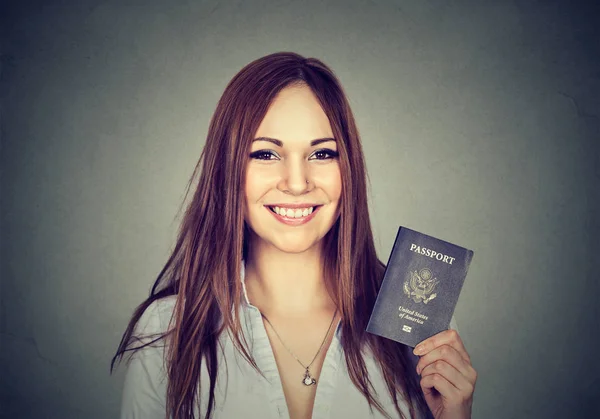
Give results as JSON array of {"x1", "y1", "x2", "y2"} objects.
[{"x1": 260, "y1": 308, "x2": 338, "y2": 387}]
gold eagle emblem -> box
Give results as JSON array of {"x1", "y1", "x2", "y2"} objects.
[{"x1": 403, "y1": 268, "x2": 439, "y2": 304}]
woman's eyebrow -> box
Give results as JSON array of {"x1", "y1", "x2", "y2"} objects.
[{"x1": 252, "y1": 137, "x2": 336, "y2": 147}]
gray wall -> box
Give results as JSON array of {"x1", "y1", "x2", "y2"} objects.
[{"x1": 1, "y1": 0, "x2": 598, "y2": 418}]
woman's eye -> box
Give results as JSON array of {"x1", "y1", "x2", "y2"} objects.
[
  {"x1": 249, "y1": 150, "x2": 278, "y2": 160},
  {"x1": 311, "y1": 149, "x2": 339, "y2": 160},
  {"x1": 249, "y1": 149, "x2": 338, "y2": 161}
]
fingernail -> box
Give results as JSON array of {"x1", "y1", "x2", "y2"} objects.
[{"x1": 413, "y1": 345, "x2": 424, "y2": 355}]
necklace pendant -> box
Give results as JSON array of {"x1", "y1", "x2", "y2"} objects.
[{"x1": 302, "y1": 368, "x2": 316, "y2": 386}]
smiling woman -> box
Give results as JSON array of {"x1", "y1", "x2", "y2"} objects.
[{"x1": 110, "y1": 52, "x2": 475, "y2": 419}]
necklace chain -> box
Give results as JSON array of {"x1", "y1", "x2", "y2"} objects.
[{"x1": 260, "y1": 308, "x2": 338, "y2": 372}]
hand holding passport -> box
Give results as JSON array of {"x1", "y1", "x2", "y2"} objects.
[{"x1": 366, "y1": 226, "x2": 474, "y2": 348}]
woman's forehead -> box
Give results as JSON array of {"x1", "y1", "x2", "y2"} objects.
[{"x1": 254, "y1": 86, "x2": 334, "y2": 143}]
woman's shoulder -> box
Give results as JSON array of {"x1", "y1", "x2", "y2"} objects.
[
  {"x1": 121, "y1": 296, "x2": 178, "y2": 418},
  {"x1": 133, "y1": 295, "x2": 178, "y2": 340}
]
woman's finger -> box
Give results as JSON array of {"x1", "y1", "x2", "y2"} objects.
[
  {"x1": 413, "y1": 329, "x2": 470, "y2": 363},
  {"x1": 415, "y1": 344, "x2": 477, "y2": 384},
  {"x1": 420, "y1": 371, "x2": 462, "y2": 403},
  {"x1": 419, "y1": 359, "x2": 475, "y2": 396}
]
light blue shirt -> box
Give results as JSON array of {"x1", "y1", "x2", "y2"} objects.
[{"x1": 120, "y1": 263, "x2": 457, "y2": 418}]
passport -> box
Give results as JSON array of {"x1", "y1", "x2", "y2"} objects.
[{"x1": 366, "y1": 226, "x2": 474, "y2": 348}]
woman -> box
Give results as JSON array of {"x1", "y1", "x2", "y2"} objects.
[{"x1": 111, "y1": 52, "x2": 477, "y2": 419}]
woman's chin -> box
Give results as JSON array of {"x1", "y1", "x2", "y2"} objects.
[
  {"x1": 267, "y1": 236, "x2": 321, "y2": 255},
  {"x1": 245, "y1": 225, "x2": 328, "y2": 255},
  {"x1": 273, "y1": 243, "x2": 316, "y2": 254}
]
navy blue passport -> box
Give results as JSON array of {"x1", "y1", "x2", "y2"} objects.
[{"x1": 366, "y1": 226, "x2": 474, "y2": 348}]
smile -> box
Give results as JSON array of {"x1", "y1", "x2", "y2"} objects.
[{"x1": 265, "y1": 205, "x2": 322, "y2": 225}]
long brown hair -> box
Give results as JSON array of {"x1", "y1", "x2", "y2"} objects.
[{"x1": 110, "y1": 52, "x2": 430, "y2": 419}]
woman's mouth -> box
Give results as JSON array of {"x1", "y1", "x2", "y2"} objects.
[{"x1": 264, "y1": 205, "x2": 323, "y2": 225}]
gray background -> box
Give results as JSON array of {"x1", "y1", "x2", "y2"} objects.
[{"x1": 1, "y1": 0, "x2": 598, "y2": 418}]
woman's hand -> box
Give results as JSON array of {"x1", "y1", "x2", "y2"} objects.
[{"x1": 413, "y1": 329, "x2": 477, "y2": 419}]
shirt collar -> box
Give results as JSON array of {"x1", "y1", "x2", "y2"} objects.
[{"x1": 240, "y1": 260, "x2": 254, "y2": 308}]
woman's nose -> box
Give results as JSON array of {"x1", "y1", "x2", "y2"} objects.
[{"x1": 279, "y1": 158, "x2": 310, "y2": 194}]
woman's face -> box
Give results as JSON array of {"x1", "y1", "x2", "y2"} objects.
[{"x1": 244, "y1": 84, "x2": 342, "y2": 254}]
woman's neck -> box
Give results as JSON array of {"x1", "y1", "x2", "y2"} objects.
[{"x1": 243, "y1": 241, "x2": 336, "y2": 318}]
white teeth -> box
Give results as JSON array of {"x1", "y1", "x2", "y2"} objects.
[{"x1": 272, "y1": 206, "x2": 315, "y2": 218}]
